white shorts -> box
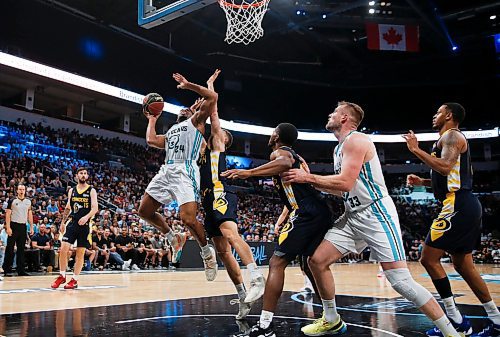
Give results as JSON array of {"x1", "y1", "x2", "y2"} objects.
[
  {"x1": 325, "y1": 196, "x2": 406, "y2": 262},
  {"x1": 145, "y1": 162, "x2": 200, "y2": 207}
]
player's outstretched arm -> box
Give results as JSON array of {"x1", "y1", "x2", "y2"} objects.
[
  {"x1": 402, "y1": 130, "x2": 464, "y2": 176},
  {"x1": 222, "y1": 149, "x2": 295, "y2": 180},
  {"x1": 206, "y1": 69, "x2": 223, "y2": 135},
  {"x1": 173, "y1": 73, "x2": 218, "y2": 128},
  {"x1": 282, "y1": 134, "x2": 367, "y2": 194}
]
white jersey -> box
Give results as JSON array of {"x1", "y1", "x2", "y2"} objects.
[
  {"x1": 164, "y1": 117, "x2": 203, "y2": 164},
  {"x1": 334, "y1": 131, "x2": 389, "y2": 213}
]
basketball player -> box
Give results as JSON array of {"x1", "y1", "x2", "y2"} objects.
[
  {"x1": 199, "y1": 69, "x2": 265, "y2": 319},
  {"x1": 403, "y1": 103, "x2": 500, "y2": 337},
  {"x1": 137, "y1": 73, "x2": 218, "y2": 281},
  {"x1": 282, "y1": 101, "x2": 462, "y2": 337},
  {"x1": 222, "y1": 123, "x2": 332, "y2": 337},
  {"x1": 51, "y1": 167, "x2": 98, "y2": 289}
]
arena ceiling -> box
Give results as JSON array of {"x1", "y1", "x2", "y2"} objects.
[{"x1": 0, "y1": 0, "x2": 499, "y2": 131}]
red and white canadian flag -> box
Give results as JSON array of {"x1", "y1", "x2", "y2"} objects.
[{"x1": 366, "y1": 23, "x2": 419, "y2": 52}]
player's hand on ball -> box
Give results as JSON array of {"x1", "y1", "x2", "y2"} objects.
[
  {"x1": 173, "y1": 73, "x2": 189, "y2": 89},
  {"x1": 221, "y1": 169, "x2": 251, "y2": 180},
  {"x1": 402, "y1": 130, "x2": 419, "y2": 153},
  {"x1": 143, "y1": 108, "x2": 160, "y2": 120},
  {"x1": 406, "y1": 174, "x2": 423, "y2": 186},
  {"x1": 281, "y1": 168, "x2": 309, "y2": 184}
]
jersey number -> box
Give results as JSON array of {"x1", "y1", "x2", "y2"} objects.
[
  {"x1": 168, "y1": 135, "x2": 185, "y2": 153},
  {"x1": 348, "y1": 196, "x2": 361, "y2": 208}
]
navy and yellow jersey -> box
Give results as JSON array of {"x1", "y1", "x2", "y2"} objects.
[
  {"x1": 199, "y1": 148, "x2": 234, "y2": 215},
  {"x1": 69, "y1": 185, "x2": 93, "y2": 224},
  {"x1": 272, "y1": 146, "x2": 319, "y2": 211},
  {"x1": 431, "y1": 128, "x2": 473, "y2": 202}
]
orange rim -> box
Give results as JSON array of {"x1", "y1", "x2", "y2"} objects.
[{"x1": 219, "y1": 0, "x2": 267, "y2": 9}]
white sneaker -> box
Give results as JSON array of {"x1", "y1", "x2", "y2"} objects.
[
  {"x1": 231, "y1": 298, "x2": 252, "y2": 320},
  {"x1": 244, "y1": 275, "x2": 265, "y2": 303},
  {"x1": 131, "y1": 264, "x2": 140, "y2": 271},
  {"x1": 201, "y1": 246, "x2": 218, "y2": 281},
  {"x1": 122, "y1": 259, "x2": 132, "y2": 271},
  {"x1": 0, "y1": 275, "x2": 3, "y2": 281},
  {"x1": 171, "y1": 232, "x2": 186, "y2": 264}
]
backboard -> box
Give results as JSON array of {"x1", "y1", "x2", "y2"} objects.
[{"x1": 138, "y1": 0, "x2": 217, "y2": 29}]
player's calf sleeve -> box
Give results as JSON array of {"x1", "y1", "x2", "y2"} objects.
[{"x1": 384, "y1": 268, "x2": 433, "y2": 308}]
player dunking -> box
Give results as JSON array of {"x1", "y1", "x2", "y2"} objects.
[
  {"x1": 282, "y1": 101, "x2": 462, "y2": 337},
  {"x1": 222, "y1": 123, "x2": 332, "y2": 337},
  {"x1": 138, "y1": 73, "x2": 218, "y2": 281},
  {"x1": 404, "y1": 103, "x2": 500, "y2": 337},
  {"x1": 199, "y1": 69, "x2": 265, "y2": 319},
  {"x1": 52, "y1": 167, "x2": 98, "y2": 289}
]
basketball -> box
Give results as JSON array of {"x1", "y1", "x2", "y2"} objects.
[{"x1": 143, "y1": 93, "x2": 164, "y2": 116}]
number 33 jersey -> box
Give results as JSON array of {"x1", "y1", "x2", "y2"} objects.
[{"x1": 333, "y1": 131, "x2": 389, "y2": 213}]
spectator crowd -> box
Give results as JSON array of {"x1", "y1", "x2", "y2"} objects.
[{"x1": 0, "y1": 120, "x2": 498, "y2": 275}]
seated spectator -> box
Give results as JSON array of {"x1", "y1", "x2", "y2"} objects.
[
  {"x1": 31, "y1": 224, "x2": 55, "y2": 272},
  {"x1": 114, "y1": 227, "x2": 140, "y2": 271},
  {"x1": 104, "y1": 228, "x2": 132, "y2": 270}
]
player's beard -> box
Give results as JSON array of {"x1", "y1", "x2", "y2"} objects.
[{"x1": 78, "y1": 178, "x2": 86, "y2": 184}]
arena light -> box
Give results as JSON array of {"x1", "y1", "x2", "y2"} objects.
[{"x1": 0, "y1": 51, "x2": 497, "y2": 143}]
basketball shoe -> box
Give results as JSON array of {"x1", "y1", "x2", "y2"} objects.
[
  {"x1": 230, "y1": 298, "x2": 252, "y2": 320},
  {"x1": 245, "y1": 275, "x2": 265, "y2": 303},
  {"x1": 171, "y1": 232, "x2": 186, "y2": 264},
  {"x1": 471, "y1": 320, "x2": 500, "y2": 337},
  {"x1": 201, "y1": 245, "x2": 218, "y2": 281},
  {"x1": 51, "y1": 274, "x2": 66, "y2": 289},
  {"x1": 64, "y1": 278, "x2": 78, "y2": 289},
  {"x1": 301, "y1": 313, "x2": 347, "y2": 336},
  {"x1": 426, "y1": 315, "x2": 472, "y2": 336}
]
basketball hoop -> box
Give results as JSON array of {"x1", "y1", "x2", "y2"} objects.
[{"x1": 219, "y1": 0, "x2": 270, "y2": 45}]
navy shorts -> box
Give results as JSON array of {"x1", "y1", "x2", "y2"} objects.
[
  {"x1": 202, "y1": 190, "x2": 238, "y2": 239},
  {"x1": 425, "y1": 191, "x2": 482, "y2": 254}
]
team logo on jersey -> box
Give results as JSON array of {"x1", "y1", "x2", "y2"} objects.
[
  {"x1": 213, "y1": 192, "x2": 228, "y2": 215},
  {"x1": 278, "y1": 211, "x2": 297, "y2": 245},
  {"x1": 430, "y1": 212, "x2": 456, "y2": 241},
  {"x1": 73, "y1": 203, "x2": 82, "y2": 214},
  {"x1": 168, "y1": 134, "x2": 180, "y2": 149}
]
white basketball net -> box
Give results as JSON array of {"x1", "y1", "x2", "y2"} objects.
[{"x1": 219, "y1": 0, "x2": 270, "y2": 45}]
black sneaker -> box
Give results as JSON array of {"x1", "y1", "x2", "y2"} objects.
[{"x1": 249, "y1": 322, "x2": 276, "y2": 337}]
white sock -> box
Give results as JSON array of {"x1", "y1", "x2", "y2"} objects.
[
  {"x1": 60, "y1": 271, "x2": 66, "y2": 278},
  {"x1": 259, "y1": 310, "x2": 274, "y2": 329},
  {"x1": 247, "y1": 262, "x2": 262, "y2": 279},
  {"x1": 483, "y1": 300, "x2": 500, "y2": 325},
  {"x1": 322, "y1": 299, "x2": 339, "y2": 323},
  {"x1": 235, "y1": 283, "x2": 246, "y2": 301},
  {"x1": 201, "y1": 245, "x2": 212, "y2": 258},
  {"x1": 72, "y1": 274, "x2": 78, "y2": 281},
  {"x1": 433, "y1": 315, "x2": 461, "y2": 337},
  {"x1": 443, "y1": 297, "x2": 462, "y2": 324},
  {"x1": 166, "y1": 231, "x2": 174, "y2": 244}
]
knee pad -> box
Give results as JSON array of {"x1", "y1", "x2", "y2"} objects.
[{"x1": 384, "y1": 268, "x2": 432, "y2": 308}]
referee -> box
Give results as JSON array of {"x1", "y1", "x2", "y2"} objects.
[{"x1": 2, "y1": 184, "x2": 34, "y2": 277}]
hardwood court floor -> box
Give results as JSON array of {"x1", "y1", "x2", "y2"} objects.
[{"x1": 0, "y1": 262, "x2": 499, "y2": 336}]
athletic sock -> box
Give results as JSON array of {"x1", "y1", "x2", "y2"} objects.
[
  {"x1": 322, "y1": 299, "x2": 339, "y2": 323},
  {"x1": 60, "y1": 271, "x2": 66, "y2": 278},
  {"x1": 483, "y1": 300, "x2": 500, "y2": 325},
  {"x1": 201, "y1": 245, "x2": 212, "y2": 259},
  {"x1": 166, "y1": 231, "x2": 174, "y2": 244},
  {"x1": 246, "y1": 262, "x2": 262, "y2": 279},
  {"x1": 235, "y1": 283, "x2": 247, "y2": 301},
  {"x1": 259, "y1": 310, "x2": 274, "y2": 329},
  {"x1": 443, "y1": 297, "x2": 463, "y2": 324},
  {"x1": 72, "y1": 274, "x2": 78, "y2": 281},
  {"x1": 433, "y1": 315, "x2": 461, "y2": 337}
]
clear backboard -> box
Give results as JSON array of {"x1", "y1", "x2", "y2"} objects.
[{"x1": 138, "y1": 0, "x2": 217, "y2": 29}]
